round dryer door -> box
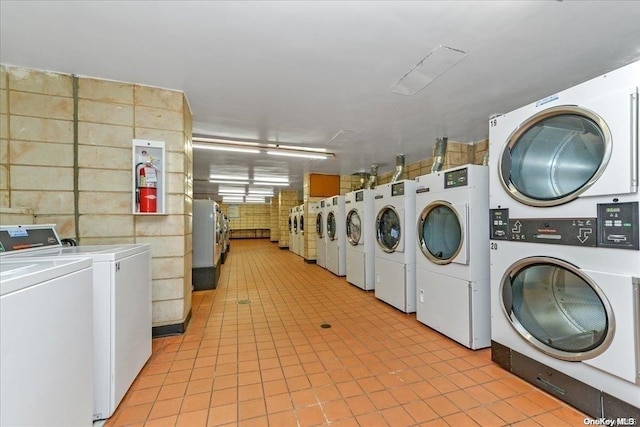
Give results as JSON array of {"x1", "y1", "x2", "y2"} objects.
[
  {"x1": 418, "y1": 202, "x2": 462, "y2": 264},
  {"x1": 501, "y1": 256, "x2": 614, "y2": 361},
  {"x1": 499, "y1": 106, "x2": 611, "y2": 207},
  {"x1": 327, "y1": 211, "x2": 337, "y2": 241},
  {"x1": 346, "y1": 209, "x2": 362, "y2": 246},
  {"x1": 376, "y1": 206, "x2": 401, "y2": 253},
  {"x1": 316, "y1": 213, "x2": 324, "y2": 238},
  {"x1": 300, "y1": 214, "x2": 304, "y2": 235},
  {"x1": 293, "y1": 216, "x2": 298, "y2": 234}
]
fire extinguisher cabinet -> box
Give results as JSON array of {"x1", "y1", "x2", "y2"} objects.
[{"x1": 132, "y1": 139, "x2": 166, "y2": 215}]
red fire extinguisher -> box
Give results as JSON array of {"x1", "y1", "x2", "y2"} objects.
[{"x1": 136, "y1": 162, "x2": 157, "y2": 213}]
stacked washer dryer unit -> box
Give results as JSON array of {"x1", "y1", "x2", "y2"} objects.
[
  {"x1": 374, "y1": 179, "x2": 417, "y2": 312},
  {"x1": 345, "y1": 189, "x2": 376, "y2": 290},
  {"x1": 316, "y1": 199, "x2": 328, "y2": 268},
  {"x1": 0, "y1": 224, "x2": 152, "y2": 421},
  {"x1": 326, "y1": 195, "x2": 347, "y2": 276},
  {"x1": 298, "y1": 204, "x2": 306, "y2": 259},
  {"x1": 489, "y1": 61, "x2": 640, "y2": 418},
  {"x1": 415, "y1": 165, "x2": 490, "y2": 349}
]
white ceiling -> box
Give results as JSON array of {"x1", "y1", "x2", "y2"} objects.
[{"x1": 2, "y1": 1, "x2": 639, "y2": 201}]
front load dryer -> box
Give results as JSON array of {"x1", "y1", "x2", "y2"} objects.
[
  {"x1": 292, "y1": 206, "x2": 300, "y2": 255},
  {"x1": 288, "y1": 207, "x2": 294, "y2": 252},
  {"x1": 326, "y1": 195, "x2": 346, "y2": 276},
  {"x1": 316, "y1": 199, "x2": 328, "y2": 269},
  {"x1": 415, "y1": 165, "x2": 490, "y2": 349},
  {"x1": 374, "y1": 179, "x2": 417, "y2": 313},
  {"x1": 0, "y1": 224, "x2": 152, "y2": 421},
  {"x1": 488, "y1": 60, "x2": 640, "y2": 418},
  {"x1": 345, "y1": 189, "x2": 376, "y2": 290}
]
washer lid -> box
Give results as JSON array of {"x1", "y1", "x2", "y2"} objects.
[{"x1": 0, "y1": 257, "x2": 92, "y2": 295}]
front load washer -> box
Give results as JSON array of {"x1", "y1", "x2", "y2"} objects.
[
  {"x1": 1, "y1": 257, "x2": 94, "y2": 427},
  {"x1": 489, "y1": 60, "x2": 640, "y2": 418},
  {"x1": 0, "y1": 224, "x2": 152, "y2": 421},
  {"x1": 298, "y1": 204, "x2": 306, "y2": 258},
  {"x1": 415, "y1": 165, "x2": 490, "y2": 349},
  {"x1": 326, "y1": 195, "x2": 346, "y2": 276},
  {"x1": 316, "y1": 199, "x2": 328, "y2": 269},
  {"x1": 288, "y1": 207, "x2": 295, "y2": 253},
  {"x1": 374, "y1": 179, "x2": 417, "y2": 313},
  {"x1": 305, "y1": 201, "x2": 321, "y2": 263},
  {"x1": 345, "y1": 189, "x2": 376, "y2": 290},
  {"x1": 292, "y1": 206, "x2": 300, "y2": 255}
]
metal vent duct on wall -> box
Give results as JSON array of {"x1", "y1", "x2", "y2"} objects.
[
  {"x1": 391, "y1": 154, "x2": 406, "y2": 182},
  {"x1": 431, "y1": 137, "x2": 448, "y2": 173},
  {"x1": 367, "y1": 164, "x2": 378, "y2": 189}
]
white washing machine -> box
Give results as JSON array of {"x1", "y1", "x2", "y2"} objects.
[
  {"x1": 1, "y1": 257, "x2": 94, "y2": 427},
  {"x1": 305, "y1": 201, "x2": 321, "y2": 263},
  {"x1": 0, "y1": 224, "x2": 153, "y2": 421},
  {"x1": 288, "y1": 207, "x2": 294, "y2": 252},
  {"x1": 292, "y1": 206, "x2": 300, "y2": 255},
  {"x1": 193, "y1": 200, "x2": 222, "y2": 289},
  {"x1": 488, "y1": 60, "x2": 640, "y2": 417},
  {"x1": 326, "y1": 195, "x2": 346, "y2": 276},
  {"x1": 298, "y1": 203, "x2": 306, "y2": 259},
  {"x1": 374, "y1": 179, "x2": 417, "y2": 313},
  {"x1": 415, "y1": 165, "x2": 490, "y2": 349},
  {"x1": 316, "y1": 200, "x2": 328, "y2": 269},
  {"x1": 345, "y1": 189, "x2": 376, "y2": 290}
]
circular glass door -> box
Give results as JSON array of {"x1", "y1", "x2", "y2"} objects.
[
  {"x1": 376, "y1": 206, "x2": 401, "y2": 253},
  {"x1": 501, "y1": 257, "x2": 614, "y2": 361},
  {"x1": 346, "y1": 209, "x2": 362, "y2": 245},
  {"x1": 418, "y1": 202, "x2": 462, "y2": 264},
  {"x1": 327, "y1": 211, "x2": 336, "y2": 241},
  {"x1": 316, "y1": 213, "x2": 323, "y2": 238},
  {"x1": 300, "y1": 214, "x2": 304, "y2": 235},
  {"x1": 499, "y1": 106, "x2": 611, "y2": 207},
  {"x1": 293, "y1": 216, "x2": 298, "y2": 234}
]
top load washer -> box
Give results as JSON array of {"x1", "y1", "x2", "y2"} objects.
[
  {"x1": 374, "y1": 179, "x2": 417, "y2": 313},
  {"x1": 415, "y1": 165, "x2": 490, "y2": 349},
  {"x1": 345, "y1": 189, "x2": 376, "y2": 290},
  {"x1": 1, "y1": 257, "x2": 94, "y2": 427},
  {"x1": 316, "y1": 199, "x2": 328, "y2": 268},
  {"x1": 0, "y1": 224, "x2": 152, "y2": 421},
  {"x1": 326, "y1": 195, "x2": 346, "y2": 276}
]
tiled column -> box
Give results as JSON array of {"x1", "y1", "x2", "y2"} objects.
[
  {"x1": 270, "y1": 198, "x2": 279, "y2": 242},
  {"x1": 278, "y1": 190, "x2": 299, "y2": 248}
]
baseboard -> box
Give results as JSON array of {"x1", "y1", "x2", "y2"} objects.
[{"x1": 152, "y1": 310, "x2": 192, "y2": 337}]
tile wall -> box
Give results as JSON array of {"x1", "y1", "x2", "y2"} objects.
[
  {"x1": 269, "y1": 198, "x2": 280, "y2": 243},
  {"x1": 278, "y1": 190, "x2": 300, "y2": 248},
  {"x1": 218, "y1": 202, "x2": 271, "y2": 239},
  {"x1": 0, "y1": 65, "x2": 193, "y2": 330}
]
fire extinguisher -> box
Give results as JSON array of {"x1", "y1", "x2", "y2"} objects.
[{"x1": 136, "y1": 162, "x2": 157, "y2": 213}]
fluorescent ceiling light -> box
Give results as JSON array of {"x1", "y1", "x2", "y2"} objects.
[
  {"x1": 389, "y1": 45, "x2": 468, "y2": 96},
  {"x1": 194, "y1": 144, "x2": 260, "y2": 154},
  {"x1": 209, "y1": 174, "x2": 248, "y2": 181},
  {"x1": 193, "y1": 136, "x2": 260, "y2": 146},
  {"x1": 253, "y1": 176, "x2": 289, "y2": 183},
  {"x1": 267, "y1": 144, "x2": 327, "y2": 153},
  {"x1": 222, "y1": 197, "x2": 244, "y2": 203},
  {"x1": 267, "y1": 150, "x2": 331, "y2": 160},
  {"x1": 218, "y1": 189, "x2": 246, "y2": 195},
  {"x1": 247, "y1": 188, "x2": 274, "y2": 195},
  {"x1": 209, "y1": 179, "x2": 250, "y2": 185},
  {"x1": 252, "y1": 181, "x2": 290, "y2": 186}
]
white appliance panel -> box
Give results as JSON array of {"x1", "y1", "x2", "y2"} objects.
[
  {"x1": 374, "y1": 257, "x2": 415, "y2": 313},
  {"x1": 416, "y1": 269, "x2": 490, "y2": 349},
  {"x1": 1, "y1": 258, "x2": 93, "y2": 427},
  {"x1": 346, "y1": 249, "x2": 366, "y2": 290}
]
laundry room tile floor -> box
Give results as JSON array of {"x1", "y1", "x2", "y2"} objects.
[{"x1": 104, "y1": 239, "x2": 587, "y2": 427}]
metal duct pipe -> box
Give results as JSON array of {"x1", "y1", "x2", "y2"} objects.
[
  {"x1": 391, "y1": 154, "x2": 406, "y2": 182},
  {"x1": 431, "y1": 137, "x2": 448, "y2": 173},
  {"x1": 367, "y1": 164, "x2": 378, "y2": 189}
]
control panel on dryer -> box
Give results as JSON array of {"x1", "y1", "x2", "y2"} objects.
[{"x1": 597, "y1": 202, "x2": 639, "y2": 250}]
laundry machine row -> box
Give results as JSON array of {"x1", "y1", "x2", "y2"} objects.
[
  {"x1": 326, "y1": 195, "x2": 346, "y2": 276},
  {"x1": 489, "y1": 60, "x2": 640, "y2": 417}
]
